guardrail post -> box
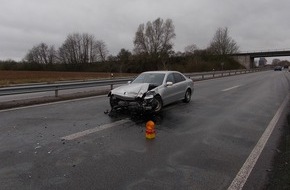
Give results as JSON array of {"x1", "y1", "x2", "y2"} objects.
[
  {"x1": 202, "y1": 74, "x2": 204, "y2": 80},
  {"x1": 55, "y1": 87, "x2": 59, "y2": 97},
  {"x1": 110, "y1": 73, "x2": 114, "y2": 90}
]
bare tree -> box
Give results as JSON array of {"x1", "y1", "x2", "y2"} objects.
[
  {"x1": 184, "y1": 44, "x2": 198, "y2": 55},
  {"x1": 208, "y1": 27, "x2": 239, "y2": 55},
  {"x1": 58, "y1": 33, "x2": 109, "y2": 64},
  {"x1": 58, "y1": 33, "x2": 81, "y2": 64},
  {"x1": 133, "y1": 18, "x2": 176, "y2": 56},
  {"x1": 95, "y1": 40, "x2": 109, "y2": 62},
  {"x1": 25, "y1": 42, "x2": 57, "y2": 64},
  {"x1": 47, "y1": 45, "x2": 57, "y2": 64},
  {"x1": 258, "y1": 57, "x2": 267, "y2": 66},
  {"x1": 117, "y1": 48, "x2": 132, "y2": 73},
  {"x1": 272, "y1": 58, "x2": 280, "y2": 65}
]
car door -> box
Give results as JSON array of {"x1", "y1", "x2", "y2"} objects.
[
  {"x1": 172, "y1": 72, "x2": 187, "y2": 100},
  {"x1": 162, "y1": 73, "x2": 178, "y2": 105}
]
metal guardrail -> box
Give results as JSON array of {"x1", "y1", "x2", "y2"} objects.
[
  {"x1": 0, "y1": 78, "x2": 132, "y2": 97},
  {"x1": 185, "y1": 68, "x2": 264, "y2": 80},
  {"x1": 0, "y1": 68, "x2": 267, "y2": 97}
]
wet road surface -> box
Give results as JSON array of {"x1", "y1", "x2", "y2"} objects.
[{"x1": 0, "y1": 71, "x2": 290, "y2": 190}]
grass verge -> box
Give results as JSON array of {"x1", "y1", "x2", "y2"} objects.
[{"x1": 0, "y1": 71, "x2": 134, "y2": 87}]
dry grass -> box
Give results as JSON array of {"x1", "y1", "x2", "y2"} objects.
[{"x1": 0, "y1": 71, "x2": 135, "y2": 87}]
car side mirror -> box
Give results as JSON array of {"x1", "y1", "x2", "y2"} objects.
[{"x1": 166, "y1": 81, "x2": 173, "y2": 86}]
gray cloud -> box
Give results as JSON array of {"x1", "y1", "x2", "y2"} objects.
[{"x1": 1, "y1": 0, "x2": 290, "y2": 61}]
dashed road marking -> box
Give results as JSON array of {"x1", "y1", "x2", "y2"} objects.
[
  {"x1": 222, "y1": 85, "x2": 241, "y2": 92},
  {"x1": 61, "y1": 118, "x2": 130, "y2": 141}
]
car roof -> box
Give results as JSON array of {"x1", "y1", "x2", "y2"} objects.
[{"x1": 142, "y1": 71, "x2": 179, "y2": 74}]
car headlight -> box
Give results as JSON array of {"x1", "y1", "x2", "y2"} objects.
[
  {"x1": 144, "y1": 91, "x2": 155, "y2": 99},
  {"x1": 137, "y1": 91, "x2": 144, "y2": 98}
]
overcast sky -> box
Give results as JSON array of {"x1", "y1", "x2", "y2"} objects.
[{"x1": 1, "y1": 0, "x2": 290, "y2": 61}]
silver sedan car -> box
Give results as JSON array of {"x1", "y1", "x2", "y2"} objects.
[{"x1": 108, "y1": 71, "x2": 194, "y2": 113}]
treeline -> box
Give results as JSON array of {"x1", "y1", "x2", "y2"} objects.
[
  {"x1": 0, "y1": 18, "x2": 244, "y2": 73},
  {"x1": 0, "y1": 51, "x2": 243, "y2": 73}
]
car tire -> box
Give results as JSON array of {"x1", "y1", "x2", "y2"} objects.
[
  {"x1": 183, "y1": 89, "x2": 191, "y2": 103},
  {"x1": 153, "y1": 96, "x2": 163, "y2": 113}
]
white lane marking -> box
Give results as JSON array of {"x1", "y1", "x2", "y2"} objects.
[
  {"x1": 227, "y1": 94, "x2": 290, "y2": 190},
  {"x1": 221, "y1": 85, "x2": 241, "y2": 92},
  {"x1": 0, "y1": 95, "x2": 107, "y2": 113},
  {"x1": 61, "y1": 118, "x2": 130, "y2": 141}
]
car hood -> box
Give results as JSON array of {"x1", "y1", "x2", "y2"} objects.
[{"x1": 111, "y1": 83, "x2": 154, "y2": 98}]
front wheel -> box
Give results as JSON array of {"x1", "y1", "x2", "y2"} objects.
[
  {"x1": 183, "y1": 89, "x2": 191, "y2": 103},
  {"x1": 152, "y1": 96, "x2": 163, "y2": 113}
]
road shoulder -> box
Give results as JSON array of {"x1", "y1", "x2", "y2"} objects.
[{"x1": 243, "y1": 100, "x2": 290, "y2": 189}]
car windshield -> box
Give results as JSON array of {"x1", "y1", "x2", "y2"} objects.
[{"x1": 132, "y1": 73, "x2": 165, "y2": 86}]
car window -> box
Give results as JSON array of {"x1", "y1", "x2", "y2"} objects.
[
  {"x1": 173, "y1": 73, "x2": 186, "y2": 83},
  {"x1": 132, "y1": 73, "x2": 165, "y2": 86},
  {"x1": 166, "y1": 73, "x2": 175, "y2": 83}
]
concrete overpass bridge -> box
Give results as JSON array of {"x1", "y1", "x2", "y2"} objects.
[{"x1": 231, "y1": 49, "x2": 290, "y2": 69}]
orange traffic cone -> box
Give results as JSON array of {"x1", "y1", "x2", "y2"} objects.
[{"x1": 145, "y1": 120, "x2": 155, "y2": 139}]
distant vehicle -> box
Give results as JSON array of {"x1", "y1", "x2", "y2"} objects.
[
  {"x1": 108, "y1": 71, "x2": 194, "y2": 113},
  {"x1": 274, "y1": 66, "x2": 282, "y2": 71}
]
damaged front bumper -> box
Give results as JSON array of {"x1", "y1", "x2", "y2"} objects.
[{"x1": 109, "y1": 94, "x2": 157, "y2": 112}]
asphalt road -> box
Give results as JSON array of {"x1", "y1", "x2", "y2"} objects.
[{"x1": 0, "y1": 70, "x2": 289, "y2": 190}]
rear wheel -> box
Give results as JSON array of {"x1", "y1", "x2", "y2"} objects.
[{"x1": 183, "y1": 89, "x2": 191, "y2": 103}]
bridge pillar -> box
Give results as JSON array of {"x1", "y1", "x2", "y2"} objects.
[
  {"x1": 232, "y1": 55, "x2": 253, "y2": 69},
  {"x1": 250, "y1": 57, "x2": 255, "y2": 68}
]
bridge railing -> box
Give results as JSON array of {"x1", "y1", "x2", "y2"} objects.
[
  {"x1": 233, "y1": 48, "x2": 290, "y2": 55},
  {"x1": 0, "y1": 68, "x2": 269, "y2": 98}
]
